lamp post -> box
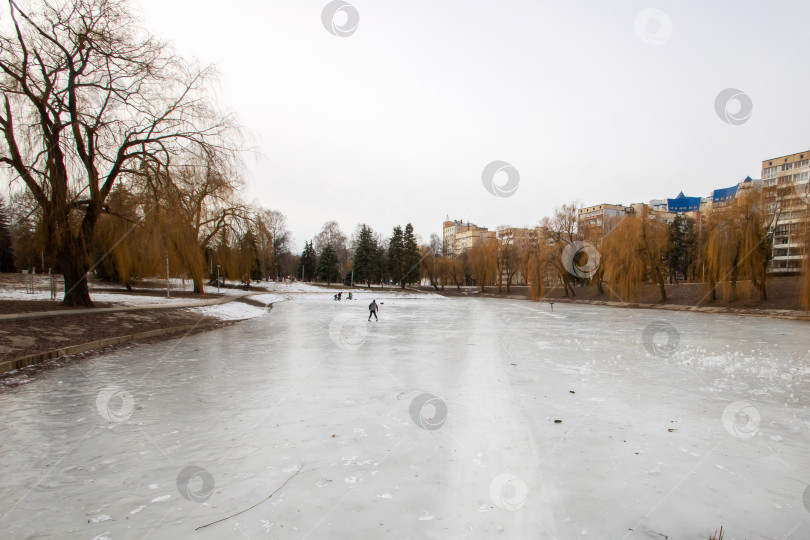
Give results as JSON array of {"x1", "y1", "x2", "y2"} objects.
[{"x1": 217, "y1": 264, "x2": 221, "y2": 295}]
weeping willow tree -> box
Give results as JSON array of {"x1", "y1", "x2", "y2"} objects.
[
  {"x1": 93, "y1": 187, "x2": 147, "y2": 289},
  {"x1": 601, "y1": 215, "x2": 668, "y2": 302},
  {"x1": 467, "y1": 240, "x2": 497, "y2": 292},
  {"x1": 703, "y1": 192, "x2": 769, "y2": 302},
  {"x1": 0, "y1": 0, "x2": 239, "y2": 306},
  {"x1": 447, "y1": 254, "x2": 466, "y2": 290},
  {"x1": 92, "y1": 153, "x2": 245, "y2": 293},
  {"x1": 93, "y1": 185, "x2": 206, "y2": 291},
  {"x1": 527, "y1": 242, "x2": 555, "y2": 301}
]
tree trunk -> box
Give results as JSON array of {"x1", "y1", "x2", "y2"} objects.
[
  {"x1": 654, "y1": 266, "x2": 667, "y2": 301},
  {"x1": 193, "y1": 275, "x2": 205, "y2": 294},
  {"x1": 60, "y1": 255, "x2": 93, "y2": 307},
  {"x1": 563, "y1": 273, "x2": 575, "y2": 297},
  {"x1": 759, "y1": 263, "x2": 768, "y2": 300},
  {"x1": 595, "y1": 266, "x2": 605, "y2": 295}
]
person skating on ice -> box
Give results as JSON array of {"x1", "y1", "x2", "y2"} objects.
[{"x1": 368, "y1": 299, "x2": 379, "y2": 321}]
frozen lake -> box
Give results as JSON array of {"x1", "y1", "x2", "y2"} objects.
[{"x1": 1, "y1": 290, "x2": 809, "y2": 539}]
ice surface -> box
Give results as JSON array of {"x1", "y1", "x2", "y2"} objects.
[{"x1": 0, "y1": 293, "x2": 809, "y2": 539}]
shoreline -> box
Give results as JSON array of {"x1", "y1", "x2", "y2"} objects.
[
  {"x1": 0, "y1": 318, "x2": 240, "y2": 388},
  {"x1": 430, "y1": 288, "x2": 810, "y2": 321}
]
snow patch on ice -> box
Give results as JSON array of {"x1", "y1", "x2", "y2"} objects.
[{"x1": 188, "y1": 302, "x2": 268, "y2": 321}]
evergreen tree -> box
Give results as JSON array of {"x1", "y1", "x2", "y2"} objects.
[
  {"x1": 299, "y1": 241, "x2": 317, "y2": 281},
  {"x1": 0, "y1": 198, "x2": 15, "y2": 272},
  {"x1": 352, "y1": 225, "x2": 377, "y2": 287},
  {"x1": 666, "y1": 215, "x2": 699, "y2": 283},
  {"x1": 682, "y1": 217, "x2": 698, "y2": 280},
  {"x1": 316, "y1": 244, "x2": 340, "y2": 285},
  {"x1": 388, "y1": 226, "x2": 404, "y2": 286},
  {"x1": 402, "y1": 223, "x2": 421, "y2": 287},
  {"x1": 375, "y1": 235, "x2": 388, "y2": 286}
]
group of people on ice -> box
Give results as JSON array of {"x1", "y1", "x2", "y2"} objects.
[{"x1": 333, "y1": 291, "x2": 379, "y2": 321}]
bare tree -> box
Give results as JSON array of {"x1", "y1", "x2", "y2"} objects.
[
  {"x1": 256, "y1": 209, "x2": 291, "y2": 280},
  {"x1": 540, "y1": 201, "x2": 580, "y2": 297},
  {"x1": 419, "y1": 233, "x2": 444, "y2": 290},
  {"x1": 496, "y1": 226, "x2": 519, "y2": 293},
  {"x1": 314, "y1": 220, "x2": 348, "y2": 276},
  {"x1": 0, "y1": 0, "x2": 238, "y2": 305}
]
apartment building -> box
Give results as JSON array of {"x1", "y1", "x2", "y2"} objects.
[
  {"x1": 762, "y1": 150, "x2": 810, "y2": 273},
  {"x1": 577, "y1": 204, "x2": 633, "y2": 234},
  {"x1": 442, "y1": 218, "x2": 497, "y2": 256}
]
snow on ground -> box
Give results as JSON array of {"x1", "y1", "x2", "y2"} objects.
[
  {"x1": 0, "y1": 287, "x2": 193, "y2": 306},
  {"x1": 3, "y1": 296, "x2": 806, "y2": 538},
  {"x1": 186, "y1": 294, "x2": 286, "y2": 321},
  {"x1": 187, "y1": 301, "x2": 269, "y2": 321}
]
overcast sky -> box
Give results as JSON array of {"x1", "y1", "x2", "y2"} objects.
[{"x1": 135, "y1": 0, "x2": 810, "y2": 251}]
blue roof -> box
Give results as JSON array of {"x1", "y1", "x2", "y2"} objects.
[
  {"x1": 667, "y1": 194, "x2": 701, "y2": 212},
  {"x1": 712, "y1": 185, "x2": 739, "y2": 202}
]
